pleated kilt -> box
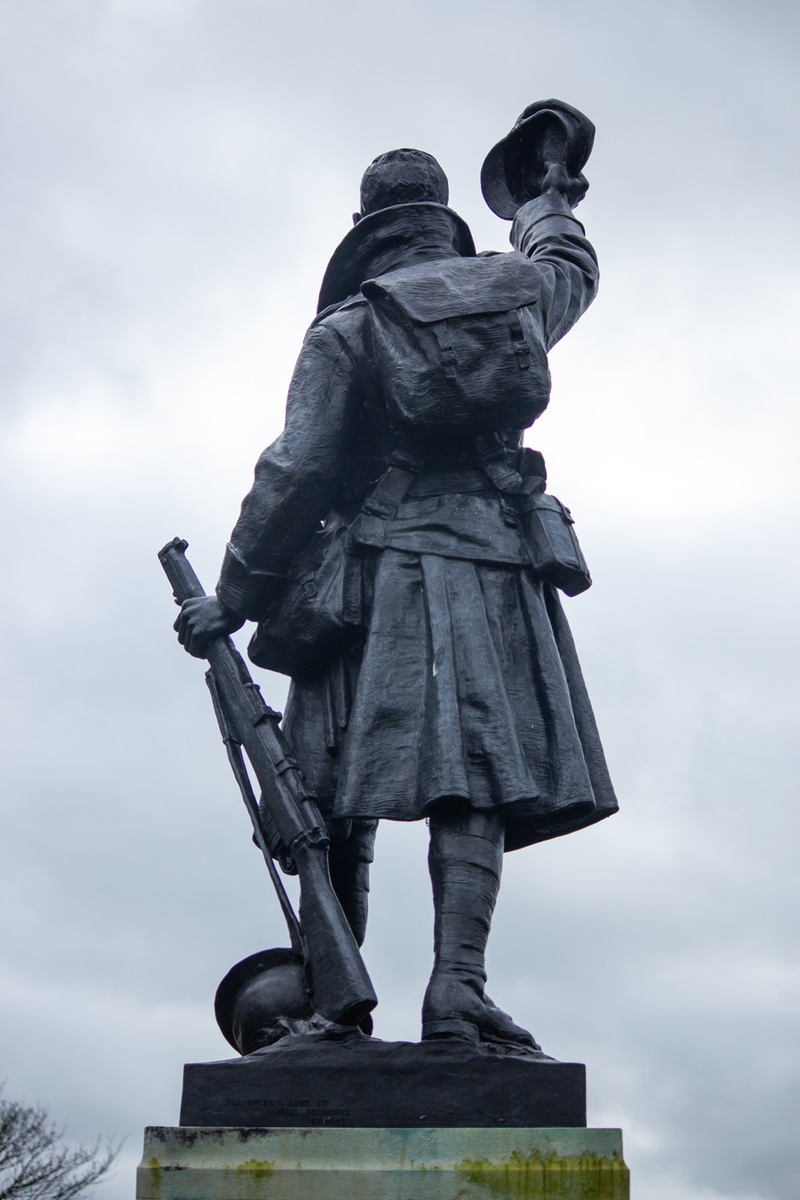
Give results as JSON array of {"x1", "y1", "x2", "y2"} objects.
[{"x1": 281, "y1": 547, "x2": 618, "y2": 852}]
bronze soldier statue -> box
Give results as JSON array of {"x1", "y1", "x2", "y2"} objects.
[{"x1": 173, "y1": 100, "x2": 618, "y2": 1054}]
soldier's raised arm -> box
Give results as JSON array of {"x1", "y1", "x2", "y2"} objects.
[
  {"x1": 510, "y1": 189, "x2": 598, "y2": 351},
  {"x1": 481, "y1": 99, "x2": 599, "y2": 351}
]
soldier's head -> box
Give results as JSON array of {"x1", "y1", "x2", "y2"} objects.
[
  {"x1": 355, "y1": 149, "x2": 449, "y2": 222},
  {"x1": 317, "y1": 148, "x2": 473, "y2": 311}
]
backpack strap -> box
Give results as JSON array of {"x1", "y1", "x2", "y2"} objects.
[
  {"x1": 507, "y1": 311, "x2": 532, "y2": 370},
  {"x1": 476, "y1": 433, "x2": 524, "y2": 492},
  {"x1": 350, "y1": 448, "x2": 424, "y2": 548},
  {"x1": 475, "y1": 434, "x2": 546, "y2": 526}
]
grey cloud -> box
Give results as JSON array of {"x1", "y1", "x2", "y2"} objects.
[{"x1": 0, "y1": 3, "x2": 798, "y2": 1199}]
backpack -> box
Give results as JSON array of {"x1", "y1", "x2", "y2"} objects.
[{"x1": 361, "y1": 251, "x2": 551, "y2": 432}]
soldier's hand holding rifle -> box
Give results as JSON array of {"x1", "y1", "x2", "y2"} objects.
[{"x1": 174, "y1": 595, "x2": 243, "y2": 658}]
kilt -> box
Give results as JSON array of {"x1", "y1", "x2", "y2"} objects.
[{"x1": 281, "y1": 547, "x2": 618, "y2": 852}]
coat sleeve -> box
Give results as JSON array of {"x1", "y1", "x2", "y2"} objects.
[
  {"x1": 510, "y1": 193, "x2": 599, "y2": 351},
  {"x1": 216, "y1": 318, "x2": 360, "y2": 620}
]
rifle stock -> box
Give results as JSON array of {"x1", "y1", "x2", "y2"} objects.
[{"x1": 158, "y1": 536, "x2": 376, "y2": 1026}]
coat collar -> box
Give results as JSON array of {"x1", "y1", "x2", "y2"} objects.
[{"x1": 317, "y1": 202, "x2": 475, "y2": 313}]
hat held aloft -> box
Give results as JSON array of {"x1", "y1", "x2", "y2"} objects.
[{"x1": 481, "y1": 98, "x2": 595, "y2": 218}]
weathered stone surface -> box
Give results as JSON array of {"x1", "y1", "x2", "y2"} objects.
[
  {"x1": 137, "y1": 1125, "x2": 630, "y2": 1199},
  {"x1": 179, "y1": 1037, "x2": 586, "y2": 1128}
]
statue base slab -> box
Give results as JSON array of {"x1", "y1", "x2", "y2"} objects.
[
  {"x1": 137, "y1": 1125, "x2": 629, "y2": 1199},
  {"x1": 180, "y1": 1036, "x2": 586, "y2": 1128}
]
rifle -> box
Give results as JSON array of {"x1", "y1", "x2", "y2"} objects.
[{"x1": 158, "y1": 536, "x2": 376, "y2": 1027}]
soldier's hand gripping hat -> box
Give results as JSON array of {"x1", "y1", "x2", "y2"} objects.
[{"x1": 480, "y1": 99, "x2": 595, "y2": 219}]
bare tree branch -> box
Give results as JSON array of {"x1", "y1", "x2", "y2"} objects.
[{"x1": 0, "y1": 1087, "x2": 121, "y2": 1200}]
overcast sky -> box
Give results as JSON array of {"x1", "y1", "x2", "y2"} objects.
[{"x1": 0, "y1": 2, "x2": 798, "y2": 1198}]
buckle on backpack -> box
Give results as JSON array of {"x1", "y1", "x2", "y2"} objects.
[{"x1": 508, "y1": 311, "x2": 531, "y2": 370}]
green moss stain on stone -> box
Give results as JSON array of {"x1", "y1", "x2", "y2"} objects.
[
  {"x1": 233, "y1": 1158, "x2": 276, "y2": 1181},
  {"x1": 147, "y1": 1157, "x2": 161, "y2": 1200},
  {"x1": 455, "y1": 1149, "x2": 629, "y2": 1199},
  {"x1": 219, "y1": 1158, "x2": 277, "y2": 1199}
]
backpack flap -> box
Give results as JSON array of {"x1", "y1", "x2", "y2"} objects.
[
  {"x1": 363, "y1": 252, "x2": 542, "y2": 320},
  {"x1": 362, "y1": 253, "x2": 551, "y2": 431}
]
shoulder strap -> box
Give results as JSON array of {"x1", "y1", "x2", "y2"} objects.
[
  {"x1": 475, "y1": 433, "x2": 527, "y2": 491},
  {"x1": 350, "y1": 448, "x2": 424, "y2": 548},
  {"x1": 475, "y1": 434, "x2": 547, "y2": 516}
]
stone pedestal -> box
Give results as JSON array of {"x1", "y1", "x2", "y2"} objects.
[
  {"x1": 137, "y1": 1125, "x2": 629, "y2": 1199},
  {"x1": 180, "y1": 1039, "x2": 586, "y2": 1129}
]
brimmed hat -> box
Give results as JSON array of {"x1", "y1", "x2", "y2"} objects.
[
  {"x1": 214, "y1": 948, "x2": 308, "y2": 1052},
  {"x1": 481, "y1": 99, "x2": 595, "y2": 220},
  {"x1": 317, "y1": 201, "x2": 476, "y2": 313}
]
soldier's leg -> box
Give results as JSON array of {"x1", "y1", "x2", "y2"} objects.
[
  {"x1": 422, "y1": 808, "x2": 540, "y2": 1049},
  {"x1": 327, "y1": 819, "x2": 378, "y2": 948}
]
